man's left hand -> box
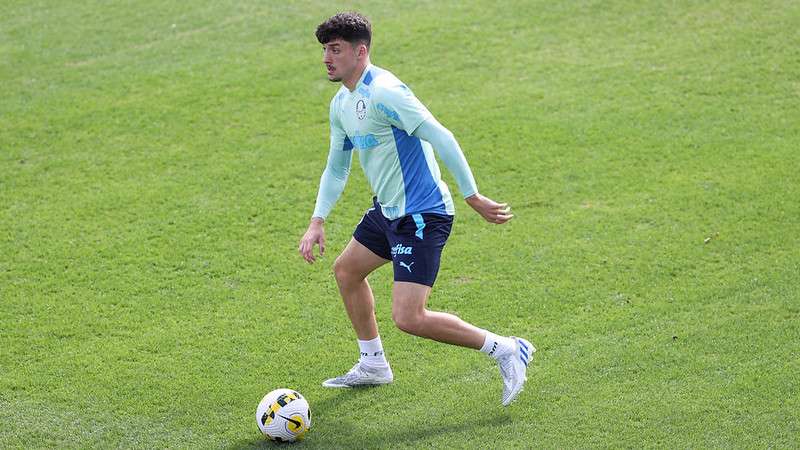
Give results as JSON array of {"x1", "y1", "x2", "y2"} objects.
[{"x1": 465, "y1": 193, "x2": 513, "y2": 224}]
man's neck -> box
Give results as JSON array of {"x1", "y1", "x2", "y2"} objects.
[{"x1": 343, "y1": 59, "x2": 370, "y2": 91}]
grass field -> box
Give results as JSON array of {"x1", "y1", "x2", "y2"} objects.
[{"x1": 2, "y1": 0, "x2": 799, "y2": 448}]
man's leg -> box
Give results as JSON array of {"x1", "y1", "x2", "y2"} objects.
[
  {"x1": 390, "y1": 281, "x2": 485, "y2": 349},
  {"x1": 323, "y1": 237, "x2": 394, "y2": 388},
  {"x1": 333, "y1": 237, "x2": 389, "y2": 340},
  {"x1": 391, "y1": 280, "x2": 534, "y2": 406},
  {"x1": 387, "y1": 213, "x2": 534, "y2": 405}
]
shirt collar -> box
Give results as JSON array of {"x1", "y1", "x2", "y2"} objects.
[{"x1": 353, "y1": 63, "x2": 374, "y2": 90}]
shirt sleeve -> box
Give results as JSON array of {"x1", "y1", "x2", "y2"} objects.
[
  {"x1": 372, "y1": 83, "x2": 432, "y2": 134},
  {"x1": 412, "y1": 117, "x2": 478, "y2": 198},
  {"x1": 312, "y1": 101, "x2": 354, "y2": 220}
]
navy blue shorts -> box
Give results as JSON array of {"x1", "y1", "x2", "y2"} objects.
[{"x1": 353, "y1": 198, "x2": 453, "y2": 287}]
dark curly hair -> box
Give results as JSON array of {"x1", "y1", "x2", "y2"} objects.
[{"x1": 315, "y1": 12, "x2": 372, "y2": 48}]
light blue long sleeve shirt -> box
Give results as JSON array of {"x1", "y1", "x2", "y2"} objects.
[{"x1": 312, "y1": 64, "x2": 478, "y2": 220}]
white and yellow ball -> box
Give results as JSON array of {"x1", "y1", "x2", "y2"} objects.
[{"x1": 256, "y1": 388, "x2": 311, "y2": 442}]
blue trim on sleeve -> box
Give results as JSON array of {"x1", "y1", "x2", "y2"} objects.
[{"x1": 391, "y1": 126, "x2": 447, "y2": 215}]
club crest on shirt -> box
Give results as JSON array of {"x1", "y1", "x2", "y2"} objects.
[{"x1": 356, "y1": 99, "x2": 367, "y2": 120}]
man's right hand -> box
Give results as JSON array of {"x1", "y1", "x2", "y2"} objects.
[{"x1": 299, "y1": 217, "x2": 326, "y2": 264}]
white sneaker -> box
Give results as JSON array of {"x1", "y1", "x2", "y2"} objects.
[
  {"x1": 322, "y1": 362, "x2": 394, "y2": 388},
  {"x1": 497, "y1": 337, "x2": 534, "y2": 406}
]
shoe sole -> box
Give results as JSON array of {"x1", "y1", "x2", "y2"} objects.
[{"x1": 321, "y1": 379, "x2": 393, "y2": 388}]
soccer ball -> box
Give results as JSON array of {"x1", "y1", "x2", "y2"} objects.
[{"x1": 256, "y1": 388, "x2": 311, "y2": 442}]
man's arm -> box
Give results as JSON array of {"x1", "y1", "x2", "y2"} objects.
[
  {"x1": 299, "y1": 108, "x2": 354, "y2": 263},
  {"x1": 412, "y1": 117, "x2": 477, "y2": 198},
  {"x1": 412, "y1": 117, "x2": 513, "y2": 224},
  {"x1": 373, "y1": 83, "x2": 512, "y2": 224},
  {"x1": 311, "y1": 136, "x2": 353, "y2": 220}
]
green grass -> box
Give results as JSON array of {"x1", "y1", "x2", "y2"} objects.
[{"x1": 2, "y1": 0, "x2": 799, "y2": 447}]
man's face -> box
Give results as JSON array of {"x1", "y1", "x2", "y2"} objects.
[{"x1": 322, "y1": 39, "x2": 360, "y2": 82}]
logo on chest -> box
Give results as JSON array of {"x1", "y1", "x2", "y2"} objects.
[{"x1": 356, "y1": 99, "x2": 367, "y2": 120}]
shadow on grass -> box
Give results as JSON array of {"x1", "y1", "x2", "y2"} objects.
[{"x1": 225, "y1": 387, "x2": 512, "y2": 449}]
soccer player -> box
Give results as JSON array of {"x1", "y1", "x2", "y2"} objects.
[{"x1": 298, "y1": 12, "x2": 534, "y2": 406}]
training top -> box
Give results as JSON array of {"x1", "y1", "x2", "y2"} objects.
[{"x1": 312, "y1": 64, "x2": 477, "y2": 221}]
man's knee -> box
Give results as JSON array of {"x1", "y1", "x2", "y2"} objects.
[
  {"x1": 391, "y1": 282, "x2": 431, "y2": 335},
  {"x1": 392, "y1": 307, "x2": 424, "y2": 335},
  {"x1": 333, "y1": 254, "x2": 360, "y2": 286}
]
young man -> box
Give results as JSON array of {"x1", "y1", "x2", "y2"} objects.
[{"x1": 298, "y1": 12, "x2": 534, "y2": 406}]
